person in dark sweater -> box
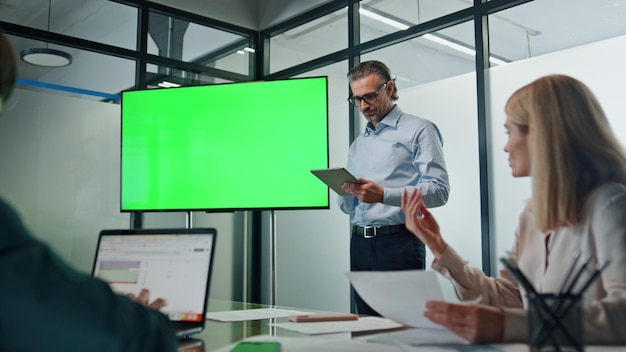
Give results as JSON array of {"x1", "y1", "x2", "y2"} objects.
[{"x1": 0, "y1": 30, "x2": 178, "y2": 352}]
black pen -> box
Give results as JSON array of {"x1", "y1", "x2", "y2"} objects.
[
  {"x1": 557, "y1": 252, "x2": 581, "y2": 295},
  {"x1": 551, "y1": 255, "x2": 593, "y2": 319},
  {"x1": 500, "y1": 257, "x2": 539, "y2": 298},
  {"x1": 563, "y1": 255, "x2": 593, "y2": 295},
  {"x1": 574, "y1": 260, "x2": 612, "y2": 296}
]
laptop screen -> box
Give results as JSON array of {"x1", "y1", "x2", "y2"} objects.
[{"x1": 92, "y1": 228, "x2": 216, "y2": 326}]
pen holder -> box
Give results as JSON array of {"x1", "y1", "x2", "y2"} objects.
[{"x1": 528, "y1": 293, "x2": 584, "y2": 352}]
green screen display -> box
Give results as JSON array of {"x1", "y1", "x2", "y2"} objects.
[{"x1": 121, "y1": 77, "x2": 329, "y2": 211}]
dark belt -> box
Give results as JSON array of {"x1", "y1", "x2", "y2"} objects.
[{"x1": 352, "y1": 224, "x2": 407, "y2": 238}]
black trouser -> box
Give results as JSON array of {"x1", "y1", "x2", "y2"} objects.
[{"x1": 350, "y1": 225, "x2": 426, "y2": 316}]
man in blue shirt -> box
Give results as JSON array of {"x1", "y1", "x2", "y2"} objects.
[{"x1": 339, "y1": 60, "x2": 450, "y2": 315}]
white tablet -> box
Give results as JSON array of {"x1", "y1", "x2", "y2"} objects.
[{"x1": 310, "y1": 167, "x2": 360, "y2": 196}]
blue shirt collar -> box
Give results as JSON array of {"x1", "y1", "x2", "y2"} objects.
[{"x1": 364, "y1": 105, "x2": 402, "y2": 135}]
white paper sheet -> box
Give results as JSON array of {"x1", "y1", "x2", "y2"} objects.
[
  {"x1": 346, "y1": 270, "x2": 459, "y2": 329},
  {"x1": 206, "y1": 308, "x2": 312, "y2": 322},
  {"x1": 271, "y1": 316, "x2": 403, "y2": 335}
]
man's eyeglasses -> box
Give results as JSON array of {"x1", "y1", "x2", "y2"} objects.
[{"x1": 347, "y1": 83, "x2": 387, "y2": 107}]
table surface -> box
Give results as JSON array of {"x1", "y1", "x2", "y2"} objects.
[
  {"x1": 180, "y1": 299, "x2": 361, "y2": 352},
  {"x1": 179, "y1": 300, "x2": 626, "y2": 352}
]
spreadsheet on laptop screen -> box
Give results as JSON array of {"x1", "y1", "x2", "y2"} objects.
[{"x1": 93, "y1": 234, "x2": 214, "y2": 322}]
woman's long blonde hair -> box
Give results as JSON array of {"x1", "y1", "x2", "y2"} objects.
[{"x1": 505, "y1": 74, "x2": 626, "y2": 232}]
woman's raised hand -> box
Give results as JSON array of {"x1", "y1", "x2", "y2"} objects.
[{"x1": 401, "y1": 188, "x2": 448, "y2": 259}]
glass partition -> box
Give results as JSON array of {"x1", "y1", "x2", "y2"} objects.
[
  {"x1": 360, "y1": 0, "x2": 471, "y2": 43},
  {"x1": 362, "y1": 20, "x2": 476, "y2": 87},
  {"x1": 11, "y1": 35, "x2": 134, "y2": 102},
  {"x1": 489, "y1": 0, "x2": 626, "y2": 63},
  {"x1": 0, "y1": 0, "x2": 138, "y2": 50},
  {"x1": 487, "y1": 0, "x2": 626, "y2": 268},
  {"x1": 360, "y1": 20, "x2": 481, "y2": 268},
  {"x1": 269, "y1": 7, "x2": 348, "y2": 74},
  {"x1": 146, "y1": 63, "x2": 232, "y2": 88},
  {"x1": 147, "y1": 10, "x2": 252, "y2": 76},
  {"x1": 276, "y1": 61, "x2": 352, "y2": 312}
]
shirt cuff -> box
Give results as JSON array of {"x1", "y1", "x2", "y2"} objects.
[
  {"x1": 502, "y1": 308, "x2": 528, "y2": 342},
  {"x1": 383, "y1": 188, "x2": 402, "y2": 206},
  {"x1": 431, "y1": 246, "x2": 483, "y2": 302}
]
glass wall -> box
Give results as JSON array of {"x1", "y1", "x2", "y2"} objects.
[
  {"x1": 487, "y1": 0, "x2": 626, "y2": 265},
  {"x1": 145, "y1": 63, "x2": 232, "y2": 88},
  {"x1": 360, "y1": 0, "x2": 470, "y2": 42},
  {"x1": 362, "y1": 20, "x2": 476, "y2": 87},
  {"x1": 147, "y1": 10, "x2": 252, "y2": 76},
  {"x1": 361, "y1": 20, "x2": 481, "y2": 268},
  {"x1": 489, "y1": 0, "x2": 626, "y2": 62},
  {"x1": 0, "y1": 0, "x2": 138, "y2": 50},
  {"x1": 275, "y1": 61, "x2": 352, "y2": 312},
  {"x1": 1, "y1": 1, "x2": 255, "y2": 103},
  {"x1": 8, "y1": 35, "x2": 134, "y2": 101},
  {"x1": 269, "y1": 7, "x2": 348, "y2": 74}
]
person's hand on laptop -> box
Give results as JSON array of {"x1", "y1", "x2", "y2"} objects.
[{"x1": 127, "y1": 288, "x2": 168, "y2": 310}]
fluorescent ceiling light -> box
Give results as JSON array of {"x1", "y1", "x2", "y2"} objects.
[
  {"x1": 359, "y1": 7, "x2": 507, "y2": 66},
  {"x1": 422, "y1": 34, "x2": 508, "y2": 66},
  {"x1": 157, "y1": 81, "x2": 180, "y2": 88},
  {"x1": 360, "y1": 8, "x2": 409, "y2": 30},
  {"x1": 237, "y1": 47, "x2": 255, "y2": 55}
]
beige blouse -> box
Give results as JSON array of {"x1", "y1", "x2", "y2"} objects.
[{"x1": 432, "y1": 182, "x2": 626, "y2": 343}]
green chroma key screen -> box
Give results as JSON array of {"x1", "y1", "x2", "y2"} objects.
[{"x1": 121, "y1": 76, "x2": 329, "y2": 212}]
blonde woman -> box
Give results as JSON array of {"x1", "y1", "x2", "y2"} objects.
[{"x1": 402, "y1": 74, "x2": 626, "y2": 343}]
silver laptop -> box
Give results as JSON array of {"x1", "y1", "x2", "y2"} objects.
[{"x1": 91, "y1": 228, "x2": 217, "y2": 339}]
